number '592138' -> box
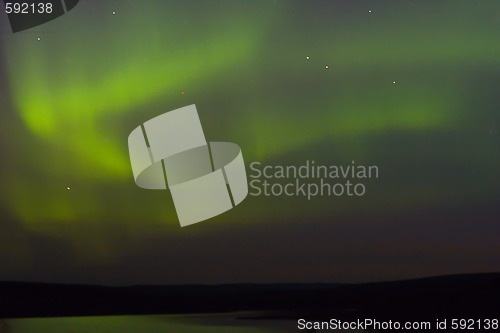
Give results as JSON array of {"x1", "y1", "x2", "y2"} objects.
[
  {"x1": 4, "y1": 2, "x2": 53, "y2": 14},
  {"x1": 451, "y1": 319, "x2": 498, "y2": 330}
]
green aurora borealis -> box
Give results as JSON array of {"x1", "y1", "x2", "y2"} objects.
[{"x1": 0, "y1": 0, "x2": 498, "y2": 284}]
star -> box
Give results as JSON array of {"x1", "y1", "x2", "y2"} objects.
[
  {"x1": 306, "y1": 56, "x2": 310, "y2": 60},
  {"x1": 368, "y1": 10, "x2": 372, "y2": 13},
  {"x1": 37, "y1": 37, "x2": 41, "y2": 41},
  {"x1": 66, "y1": 186, "x2": 71, "y2": 191},
  {"x1": 112, "y1": 11, "x2": 116, "y2": 15},
  {"x1": 325, "y1": 65, "x2": 329, "y2": 69}
]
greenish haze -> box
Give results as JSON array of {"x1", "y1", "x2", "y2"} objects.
[
  {"x1": 2, "y1": 314, "x2": 274, "y2": 333},
  {"x1": 0, "y1": 0, "x2": 498, "y2": 283}
]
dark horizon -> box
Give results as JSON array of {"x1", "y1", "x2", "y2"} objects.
[{"x1": 1, "y1": 272, "x2": 499, "y2": 320}]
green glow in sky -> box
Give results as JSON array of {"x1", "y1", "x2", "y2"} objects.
[{"x1": 0, "y1": 1, "x2": 498, "y2": 272}]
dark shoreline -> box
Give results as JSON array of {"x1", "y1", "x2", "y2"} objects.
[{"x1": 1, "y1": 273, "x2": 498, "y2": 322}]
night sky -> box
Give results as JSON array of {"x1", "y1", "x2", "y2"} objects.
[{"x1": 0, "y1": 0, "x2": 498, "y2": 285}]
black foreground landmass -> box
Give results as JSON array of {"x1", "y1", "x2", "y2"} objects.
[{"x1": 0, "y1": 273, "x2": 498, "y2": 324}]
